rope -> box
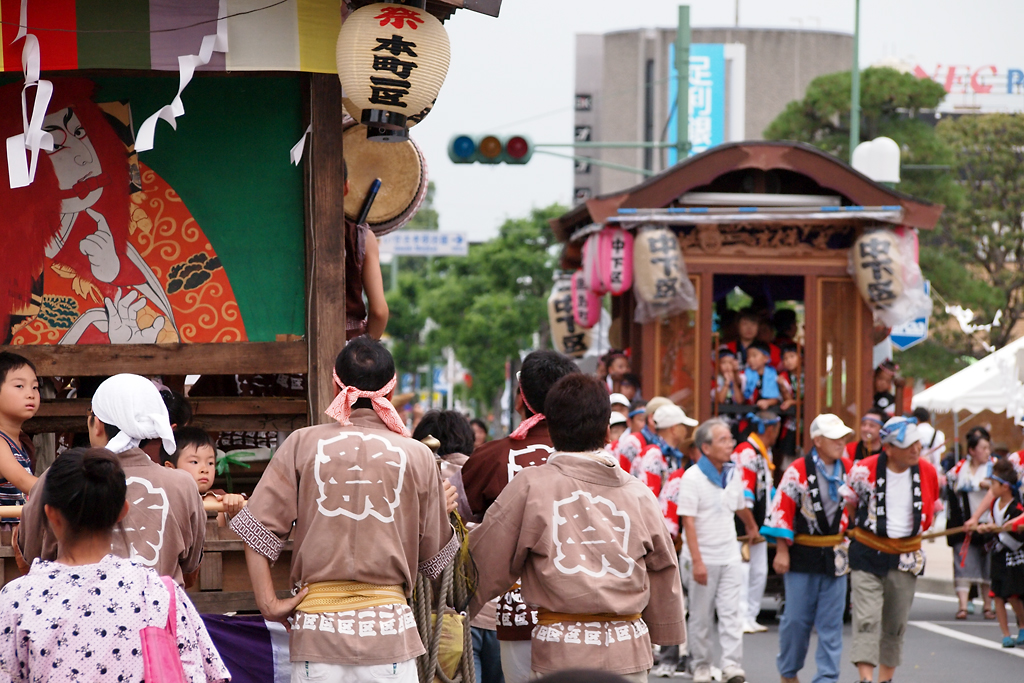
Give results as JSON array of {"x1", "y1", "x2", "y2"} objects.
[{"x1": 413, "y1": 512, "x2": 477, "y2": 683}]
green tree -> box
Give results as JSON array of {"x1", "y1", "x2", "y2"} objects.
[
  {"x1": 763, "y1": 66, "x2": 954, "y2": 205},
  {"x1": 385, "y1": 203, "x2": 566, "y2": 405}
]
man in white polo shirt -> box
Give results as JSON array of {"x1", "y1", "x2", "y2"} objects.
[{"x1": 680, "y1": 418, "x2": 748, "y2": 683}]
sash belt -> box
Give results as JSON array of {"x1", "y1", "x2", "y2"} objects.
[
  {"x1": 847, "y1": 527, "x2": 922, "y2": 554},
  {"x1": 536, "y1": 608, "x2": 642, "y2": 625},
  {"x1": 296, "y1": 580, "x2": 407, "y2": 614},
  {"x1": 793, "y1": 533, "x2": 845, "y2": 548}
]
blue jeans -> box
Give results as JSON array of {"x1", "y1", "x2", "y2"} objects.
[
  {"x1": 778, "y1": 571, "x2": 847, "y2": 683},
  {"x1": 472, "y1": 627, "x2": 504, "y2": 683}
]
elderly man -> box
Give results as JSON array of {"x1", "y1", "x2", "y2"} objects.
[
  {"x1": 845, "y1": 416, "x2": 940, "y2": 683},
  {"x1": 762, "y1": 414, "x2": 854, "y2": 683},
  {"x1": 18, "y1": 373, "x2": 205, "y2": 585},
  {"x1": 679, "y1": 418, "x2": 747, "y2": 683},
  {"x1": 232, "y1": 338, "x2": 455, "y2": 682}
]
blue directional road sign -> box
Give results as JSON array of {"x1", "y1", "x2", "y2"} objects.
[
  {"x1": 378, "y1": 231, "x2": 469, "y2": 257},
  {"x1": 890, "y1": 281, "x2": 930, "y2": 351}
]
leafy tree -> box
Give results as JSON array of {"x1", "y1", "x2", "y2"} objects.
[
  {"x1": 763, "y1": 66, "x2": 954, "y2": 205},
  {"x1": 385, "y1": 203, "x2": 566, "y2": 405}
]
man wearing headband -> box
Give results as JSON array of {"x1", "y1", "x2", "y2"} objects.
[
  {"x1": 18, "y1": 373, "x2": 205, "y2": 586},
  {"x1": 462, "y1": 349, "x2": 579, "y2": 683},
  {"x1": 233, "y1": 338, "x2": 455, "y2": 683},
  {"x1": 731, "y1": 410, "x2": 781, "y2": 634},
  {"x1": 844, "y1": 415, "x2": 939, "y2": 683},
  {"x1": 614, "y1": 396, "x2": 672, "y2": 473},
  {"x1": 761, "y1": 414, "x2": 854, "y2": 683},
  {"x1": 844, "y1": 407, "x2": 885, "y2": 463}
]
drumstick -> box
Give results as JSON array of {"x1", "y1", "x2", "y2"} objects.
[
  {"x1": 204, "y1": 498, "x2": 247, "y2": 513},
  {"x1": 356, "y1": 178, "x2": 382, "y2": 225}
]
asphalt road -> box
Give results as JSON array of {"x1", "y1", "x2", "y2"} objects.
[{"x1": 650, "y1": 591, "x2": 1024, "y2": 682}]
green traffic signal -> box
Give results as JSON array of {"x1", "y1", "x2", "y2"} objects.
[{"x1": 447, "y1": 134, "x2": 533, "y2": 164}]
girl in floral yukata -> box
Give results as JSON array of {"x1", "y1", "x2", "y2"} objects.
[{"x1": 0, "y1": 448, "x2": 229, "y2": 682}]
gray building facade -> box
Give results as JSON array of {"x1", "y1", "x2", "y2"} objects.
[{"x1": 573, "y1": 27, "x2": 854, "y2": 202}]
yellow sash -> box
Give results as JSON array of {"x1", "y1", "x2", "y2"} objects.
[
  {"x1": 847, "y1": 527, "x2": 922, "y2": 554},
  {"x1": 536, "y1": 609, "x2": 642, "y2": 625},
  {"x1": 793, "y1": 533, "x2": 845, "y2": 548},
  {"x1": 296, "y1": 581, "x2": 407, "y2": 614}
]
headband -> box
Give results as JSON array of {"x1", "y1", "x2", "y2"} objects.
[
  {"x1": 510, "y1": 386, "x2": 543, "y2": 440},
  {"x1": 992, "y1": 474, "x2": 1021, "y2": 493},
  {"x1": 747, "y1": 412, "x2": 781, "y2": 435},
  {"x1": 325, "y1": 370, "x2": 409, "y2": 437},
  {"x1": 881, "y1": 416, "x2": 917, "y2": 445},
  {"x1": 861, "y1": 415, "x2": 885, "y2": 427},
  {"x1": 628, "y1": 408, "x2": 646, "y2": 418}
]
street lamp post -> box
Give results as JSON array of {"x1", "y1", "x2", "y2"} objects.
[{"x1": 849, "y1": 0, "x2": 861, "y2": 161}]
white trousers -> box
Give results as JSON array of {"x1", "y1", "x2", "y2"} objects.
[
  {"x1": 291, "y1": 658, "x2": 418, "y2": 683},
  {"x1": 684, "y1": 562, "x2": 744, "y2": 673},
  {"x1": 500, "y1": 639, "x2": 533, "y2": 683},
  {"x1": 738, "y1": 539, "x2": 769, "y2": 623}
]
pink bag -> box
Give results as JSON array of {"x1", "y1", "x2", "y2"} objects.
[{"x1": 140, "y1": 576, "x2": 187, "y2": 683}]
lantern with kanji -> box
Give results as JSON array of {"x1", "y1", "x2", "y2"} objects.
[
  {"x1": 632, "y1": 226, "x2": 697, "y2": 323},
  {"x1": 336, "y1": 3, "x2": 451, "y2": 142},
  {"x1": 592, "y1": 227, "x2": 633, "y2": 295},
  {"x1": 851, "y1": 229, "x2": 905, "y2": 315},
  {"x1": 548, "y1": 276, "x2": 591, "y2": 358},
  {"x1": 571, "y1": 269, "x2": 600, "y2": 329}
]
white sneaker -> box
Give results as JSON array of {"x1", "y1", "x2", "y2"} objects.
[
  {"x1": 652, "y1": 663, "x2": 676, "y2": 678},
  {"x1": 721, "y1": 665, "x2": 746, "y2": 683},
  {"x1": 710, "y1": 665, "x2": 723, "y2": 681},
  {"x1": 748, "y1": 620, "x2": 768, "y2": 633},
  {"x1": 692, "y1": 665, "x2": 712, "y2": 683}
]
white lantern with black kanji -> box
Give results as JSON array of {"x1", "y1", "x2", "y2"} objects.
[{"x1": 336, "y1": 2, "x2": 451, "y2": 142}]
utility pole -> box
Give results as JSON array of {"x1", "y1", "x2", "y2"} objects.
[
  {"x1": 676, "y1": 5, "x2": 690, "y2": 162},
  {"x1": 849, "y1": 0, "x2": 860, "y2": 161}
]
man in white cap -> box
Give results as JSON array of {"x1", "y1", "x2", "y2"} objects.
[
  {"x1": 632, "y1": 404, "x2": 698, "y2": 497},
  {"x1": 761, "y1": 414, "x2": 854, "y2": 683},
  {"x1": 18, "y1": 373, "x2": 206, "y2": 585},
  {"x1": 844, "y1": 415, "x2": 940, "y2": 683},
  {"x1": 609, "y1": 411, "x2": 629, "y2": 444},
  {"x1": 609, "y1": 392, "x2": 631, "y2": 418},
  {"x1": 679, "y1": 418, "x2": 747, "y2": 683},
  {"x1": 613, "y1": 396, "x2": 672, "y2": 473}
]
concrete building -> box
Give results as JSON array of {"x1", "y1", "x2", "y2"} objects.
[{"x1": 573, "y1": 27, "x2": 854, "y2": 202}]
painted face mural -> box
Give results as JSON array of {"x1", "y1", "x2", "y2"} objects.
[
  {"x1": 315, "y1": 432, "x2": 407, "y2": 523},
  {"x1": 552, "y1": 490, "x2": 635, "y2": 579},
  {"x1": 120, "y1": 477, "x2": 169, "y2": 567},
  {"x1": 0, "y1": 77, "x2": 245, "y2": 344}
]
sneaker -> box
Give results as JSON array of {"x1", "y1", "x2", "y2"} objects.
[
  {"x1": 692, "y1": 665, "x2": 712, "y2": 683},
  {"x1": 1017, "y1": 627, "x2": 1024, "y2": 645},
  {"x1": 967, "y1": 601, "x2": 976, "y2": 614},
  {"x1": 710, "y1": 666, "x2": 723, "y2": 681},
  {"x1": 1004, "y1": 636, "x2": 1017, "y2": 648},
  {"x1": 748, "y1": 620, "x2": 768, "y2": 633},
  {"x1": 741, "y1": 620, "x2": 756, "y2": 634},
  {"x1": 652, "y1": 663, "x2": 677, "y2": 678},
  {"x1": 721, "y1": 665, "x2": 746, "y2": 683}
]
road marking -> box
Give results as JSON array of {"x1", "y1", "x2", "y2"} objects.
[
  {"x1": 908, "y1": 621, "x2": 1024, "y2": 658},
  {"x1": 914, "y1": 592, "x2": 959, "y2": 603}
]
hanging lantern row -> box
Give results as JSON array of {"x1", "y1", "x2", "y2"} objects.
[{"x1": 336, "y1": 2, "x2": 451, "y2": 143}]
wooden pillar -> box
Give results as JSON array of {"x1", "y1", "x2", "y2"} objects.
[{"x1": 303, "y1": 74, "x2": 347, "y2": 424}]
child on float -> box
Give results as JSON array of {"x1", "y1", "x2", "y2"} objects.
[
  {"x1": 776, "y1": 344, "x2": 804, "y2": 463},
  {"x1": 0, "y1": 352, "x2": 39, "y2": 513},
  {"x1": 163, "y1": 426, "x2": 246, "y2": 525},
  {"x1": 726, "y1": 309, "x2": 780, "y2": 369},
  {"x1": 979, "y1": 458, "x2": 1024, "y2": 647},
  {"x1": 714, "y1": 348, "x2": 743, "y2": 437}
]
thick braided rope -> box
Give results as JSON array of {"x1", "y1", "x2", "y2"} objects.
[{"x1": 325, "y1": 370, "x2": 409, "y2": 437}]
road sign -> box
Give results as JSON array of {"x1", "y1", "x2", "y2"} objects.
[
  {"x1": 378, "y1": 231, "x2": 469, "y2": 257},
  {"x1": 890, "y1": 281, "x2": 930, "y2": 351}
]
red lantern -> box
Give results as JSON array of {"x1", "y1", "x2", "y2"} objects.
[
  {"x1": 583, "y1": 228, "x2": 634, "y2": 296},
  {"x1": 571, "y1": 270, "x2": 600, "y2": 329}
]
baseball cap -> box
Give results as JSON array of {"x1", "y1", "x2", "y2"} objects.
[
  {"x1": 809, "y1": 414, "x2": 854, "y2": 440},
  {"x1": 645, "y1": 396, "x2": 674, "y2": 416},
  {"x1": 652, "y1": 405, "x2": 699, "y2": 429},
  {"x1": 881, "y1": 416, "x2": 920, "y2": 448},
  {"x1": 609, "y1": 393, "x2": 631, "y2": 408},
  {"x1": 609, "y1": 412, "x2": 628, "y2": 426}
]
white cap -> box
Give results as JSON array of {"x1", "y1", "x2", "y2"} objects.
[
  {"x1": 645, "y1": 396, "x2": 674, "y2": 415},
  {"x1": 881, "y1": 416, "x2": 921, "y2": 448},
  {"x1": 653, "y1": 405, "x2": 698, "y2": 429},
  {"x1": 610, "y1": 412, "x2": 628, "y2": 426},
  {"x1": 609, "y1": 393, "x2": 631, "y2": 408},
  {"x1": 810, "y1": 414, "x2": 854, "y2": 440}
]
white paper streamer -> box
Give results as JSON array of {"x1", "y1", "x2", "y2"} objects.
[
  {"x1": 6, "y1": 0, "x2": 55, "y2": 190},
  {"x1": 135, "y1": 0, "x2": 228, "y2": 152},
  {"x1": 289, "y1": 124, "x2": 312, "y2": 165}
]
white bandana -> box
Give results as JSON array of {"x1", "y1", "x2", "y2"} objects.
[{"x1": 91, "y1": 374, "x2": 176, "y2": 455}]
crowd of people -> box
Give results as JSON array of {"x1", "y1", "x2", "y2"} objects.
[{"x1": 2, "y1": 337, "x2": 1024, "y2": 683}]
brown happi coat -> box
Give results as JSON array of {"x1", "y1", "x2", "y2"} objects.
[
  {"x1": 230, "y1": 409, "x2": 457, "y2": 666},
  {"x1": 468, "y1": 453, "x2": 687, "y2": 675},
  {"x1": 18, "y1": 448, "x2": 206, "y2": 585},
  {"x1": 462, "y1": 422, "x2": 555, "y2": 638}
]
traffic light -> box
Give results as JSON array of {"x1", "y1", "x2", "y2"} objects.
[{"x1": 448, "y1": 134, "x2": 533, "y2": 164}]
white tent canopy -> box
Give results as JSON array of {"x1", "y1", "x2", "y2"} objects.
[{"x1": 911, "y1": 335, "x2": 1024, "y2": 420}]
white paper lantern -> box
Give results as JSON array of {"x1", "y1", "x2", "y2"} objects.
[
  {"x1": 548, "y1": 276, "x2": 592, "y2": 358},
  {"x1": 852, "y1": 229, "x2": 905, "y2": 311},
  {"x1": 336, "y1": 3, "x2": 451, "y2": 142}
]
